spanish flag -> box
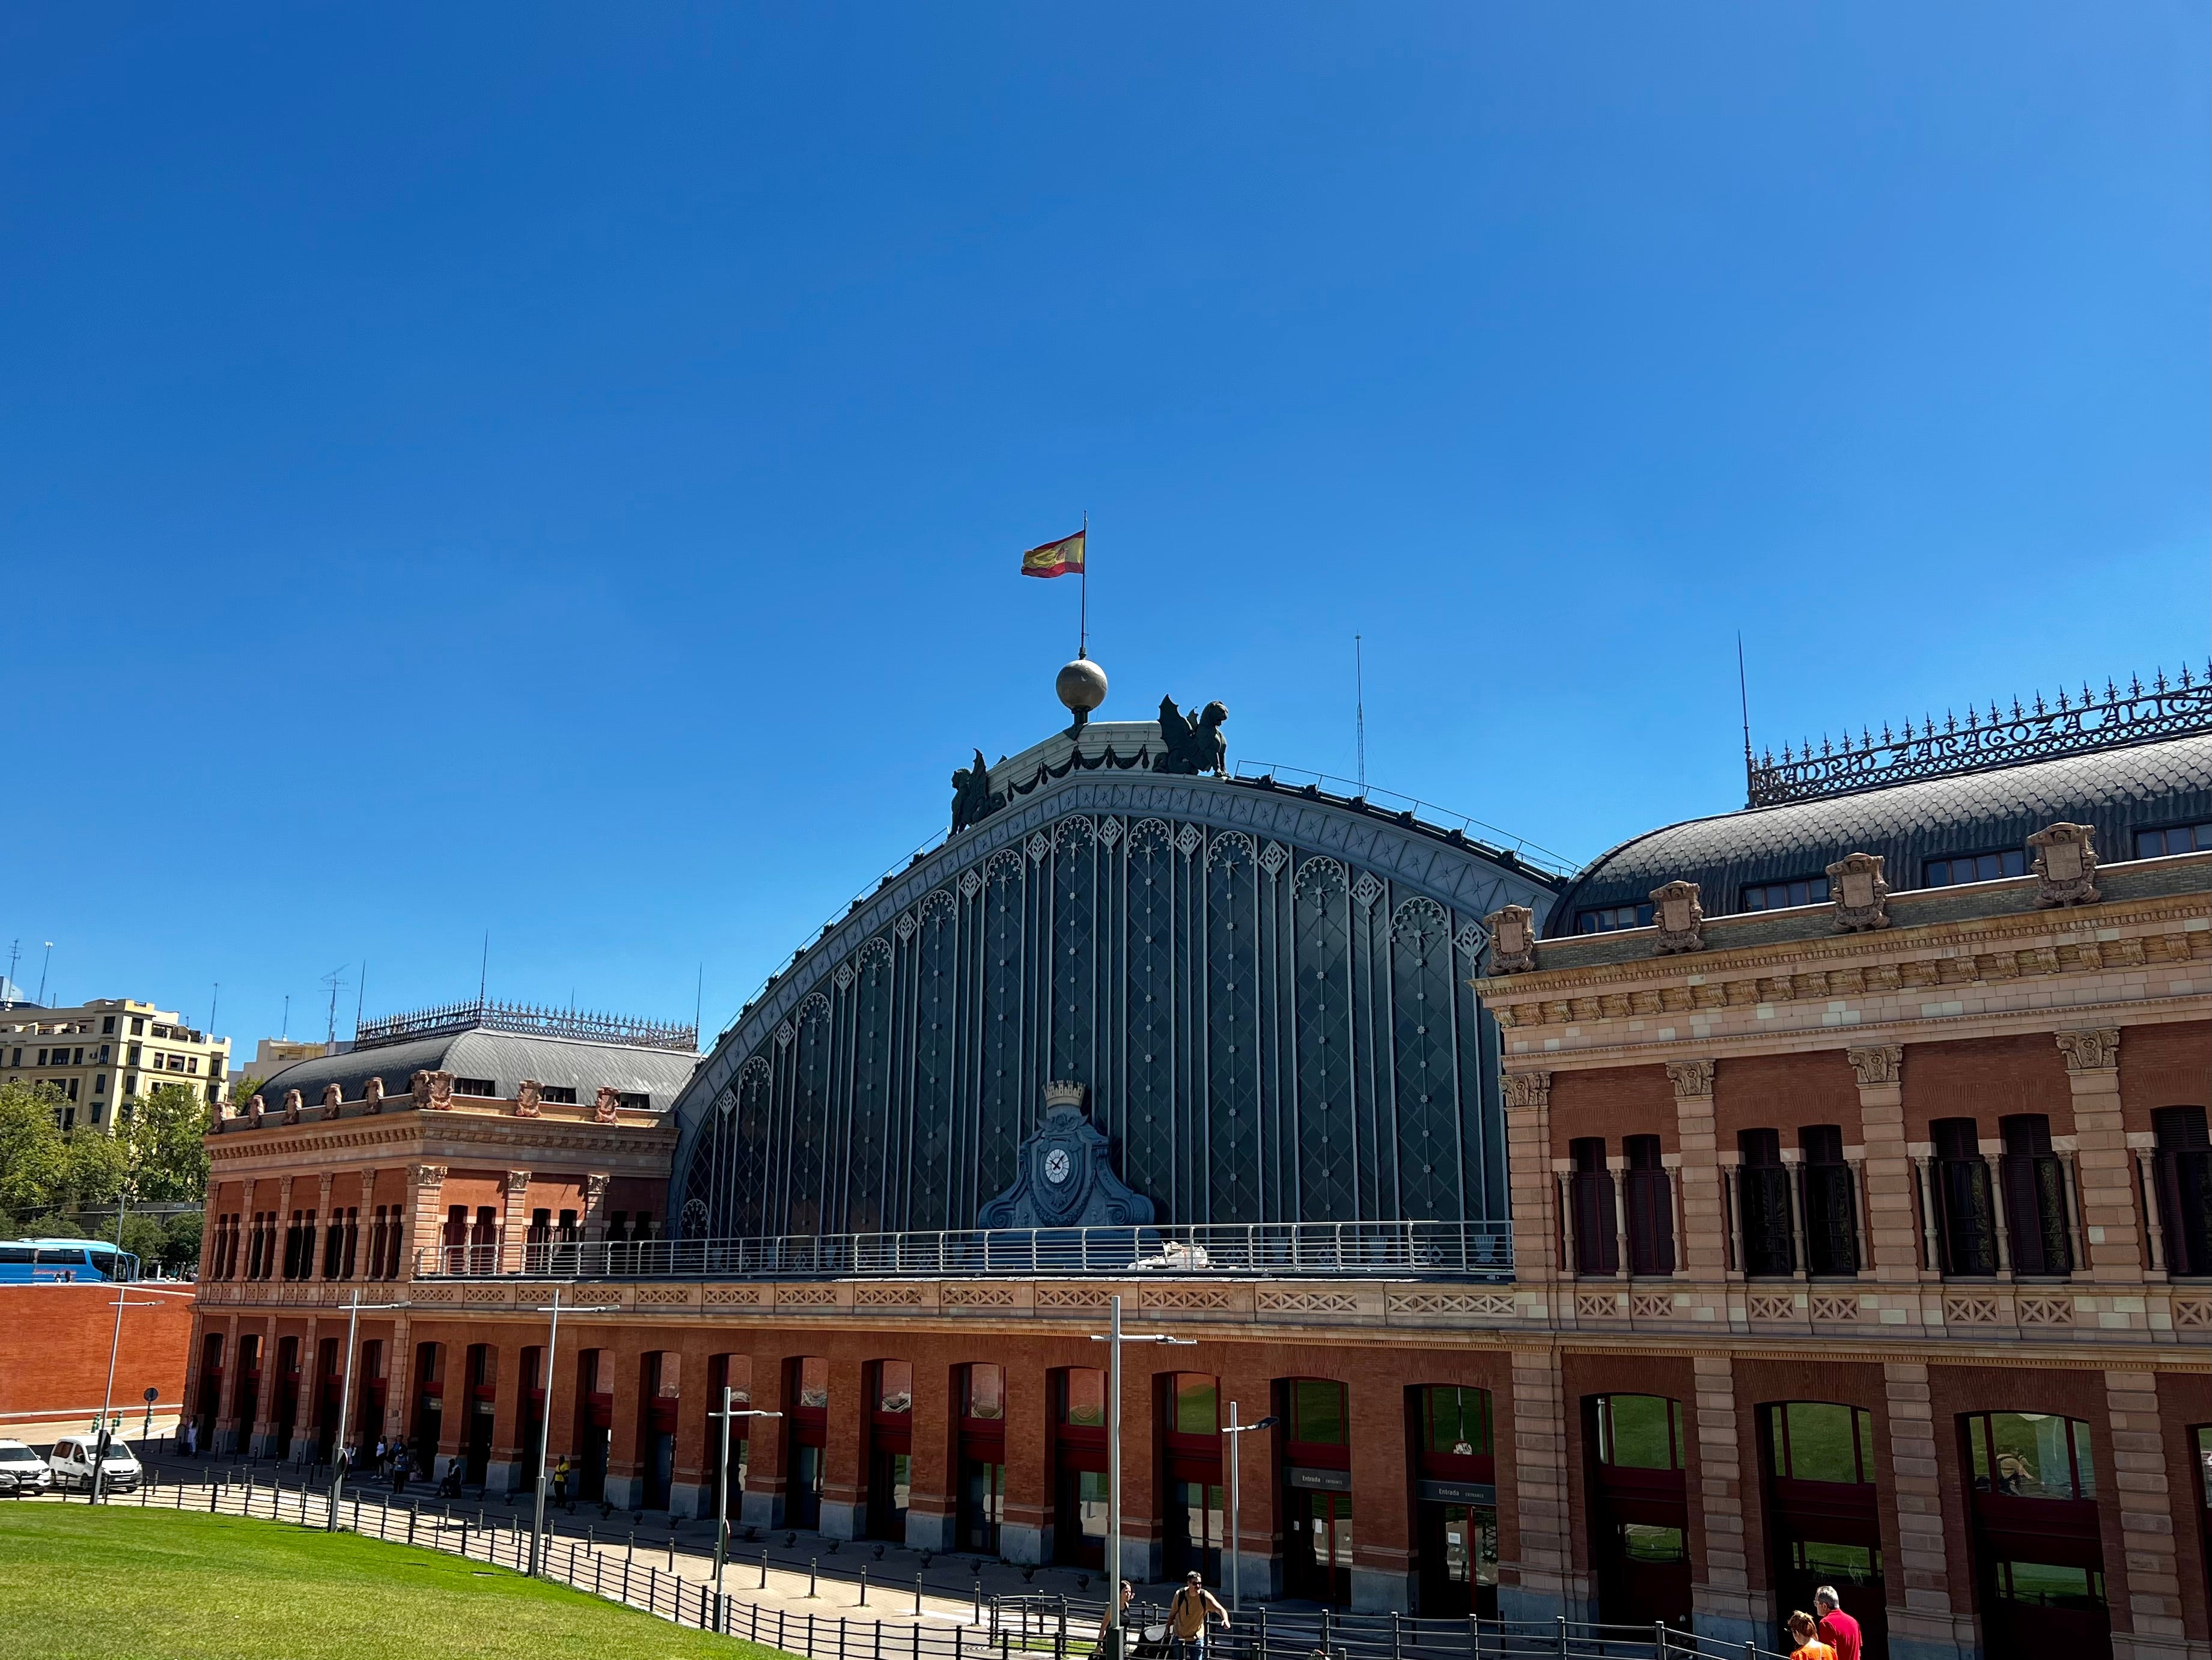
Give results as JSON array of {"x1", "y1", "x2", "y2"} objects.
[{"x1": 1019, "y1": 529, "x2": 1086, "y2": 579}]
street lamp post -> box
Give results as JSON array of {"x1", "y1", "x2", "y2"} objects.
[
  {"x1": 90, "y1": 1282, "x2": 183, "y2": 1503},
  {"x1": 526, "y1": 1289, "x2": 618, "y2": 1576},
  {"x1": 328, "y1": 1290, "x2": 410, "y2": 1528},
  {"x1": 1089, "y1": 1293, "x2": 1196, "y2": 1660},
  {"x1": 1220, "y1": 1402, "x2": 1278, "y2": 1612},
  {"x1": 709, "y1": 1389, "x2": 783, "y2": 1619}
]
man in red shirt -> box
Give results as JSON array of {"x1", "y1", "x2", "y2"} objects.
[{"x1": 1814, "y1": 1587, "x2": 1863, "y2": 1660}]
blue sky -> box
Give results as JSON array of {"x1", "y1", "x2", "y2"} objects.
[{"x1": 4, "y1": 4, "x2": 2204, "y2": 1052}]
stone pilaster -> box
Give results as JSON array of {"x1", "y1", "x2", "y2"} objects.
[
  {"x1": 1503, "y1": 1072, "x2": 1559, "y2": 1283},
  {"x1": 1883, "y1": 1362, "x2": 1973, "y2": 1660},
  {"x1": 2056, "y1": 1029, "x2": 2143, "y2": 1282},
  {"x1": 311, "y1": 1174, "x2": 334, "y2": 1280},
  {"x1": 1501, "y1": 1344, "x2": 1589, "y2": 1623},
  {"x1": 2104, "y1": 1369, "x2": 2187, "y2": 1657},
  {"x1": 276, "y1": 1174, "x2": 295, "y2": 1282},
  {"x1": 817, "y1": 1353, "x2": 867, "y2": 1540},
  {"x1": 1689, "y1": 1354, "x2": 1760, "y2": 1644},
  {"x1": 400, "y1": 1165, "x2": 445, "y2": 1282},
  {"x1": 251, "y1": 1313, "x2": 281, "y2": 1456},
  {"x1": 1847, "y1": 1046, "x2": 1919, "y2": 1284},
  {"x1": 1668, "y1": 1060, "x2": 1726, "y2": 1277},
  {"x1": 501, "y1": 1171, "x2": 532, "y2": 1275}
]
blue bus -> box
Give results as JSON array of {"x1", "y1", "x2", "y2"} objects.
[{"x1": 0, "y1": 1237, "x2": 140, "y2": 1284}]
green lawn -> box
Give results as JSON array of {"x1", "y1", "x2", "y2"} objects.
[{"x1": 0, "y1": 1503, "x2": 790, "y2": 1660}]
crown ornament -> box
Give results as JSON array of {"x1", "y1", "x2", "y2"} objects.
[{"x1": 1043, "y1": 1080, "x2": 1088, "y2": 1112}]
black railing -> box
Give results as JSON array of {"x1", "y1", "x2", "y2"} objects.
[
  {"x1": 355, "y1": 999, "x2": 697, "y2": 1053},
  {"x1": 1745, "y1": 661, "x2": 2212, "y2": 807}
]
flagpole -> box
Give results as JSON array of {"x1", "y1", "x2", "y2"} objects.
[{"x1": 1079, "y1": 510, "x2": 1089, "y2": 659}]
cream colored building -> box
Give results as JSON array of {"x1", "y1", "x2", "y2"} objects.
[{"x1": 0, "y1": 998, "x2": 231, "y2": 1131}]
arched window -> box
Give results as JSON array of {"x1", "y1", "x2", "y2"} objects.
[
  {"x1": 957, "y1": 1365, "x2": 1005, "y2": 1553},
  {"x1": 1961, "y1": 1412, "x2": 2107, "y2": 1655},
  {"x1": 1761, "y1": 1402, "x2": 1883, "y2": 1655},
  {"x1": 1587, "y1": 1393, "x2": 1689, "y2": 1629}
]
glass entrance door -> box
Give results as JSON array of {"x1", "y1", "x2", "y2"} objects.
[
  {"x1": 1416, "y1": 1503, "x2": 1497, "y2": 1617},
  {"x1": 1166, "y1": 1479, "x2": 1223, "y2": 1582},
  {"x1": 1056, "y1": 1468, "x2": 1108, "y2": 1567},
  {"x1": 1289, "y1": 1492, "x2": 1352, "y2": 1606}
]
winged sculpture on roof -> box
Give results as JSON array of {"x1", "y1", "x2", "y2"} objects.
[{"x1": 1154, "y1": 695, "x2": 1229, "y2": 777}]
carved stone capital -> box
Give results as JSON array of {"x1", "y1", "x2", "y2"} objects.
[
  {"x1": 1824, "y1": 852, "x2": 1891, "y2": 932},
  {"x1": 358, "y1": 1168, "x2": 380, "y2": 1202},
  {"x1": 1483, "y1": 905, "x2": 1539, "y2": 975},
  {"x1": 1845, "y1": 1044, "x2": 1904, "y2": 1087},
  {"x1": 504, "y1": 1170, "x2": 532, "y2": 1195},
  {"x1": 316, "y1": 1171, "x2": 335, "y2": 1197},
  {"x1": 593, "y1": 1085, "x2": 620, "y2": 1123},
  {"x1": 514, "y1": 1078, "x2": 543, "y2": 1118},
  {"x1": 1501, "y1": 1070, "x2": 1552, "y2": 1111},
  {"x1": 1650, "y1": 880, "x2": 1705, "y2": 954},
  {"x1": 2028, "y1": 822, "x2": 2100, "y2": 907},
  {"x1": 2055, "y1": 1027, "x2": 2121, "y2": 1073},
  {"x1": 410, "y1": 1163, "x2": 447, "y2": 1191},
  {"x1": 583, "y1": 1173, "x2": 611, "y2": 1204},
  {"x1": 1665, "y1": 1059, "x2": 1716, "y2": 1100}
]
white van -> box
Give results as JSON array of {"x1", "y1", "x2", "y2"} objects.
[{"x1": 49, "y1": 1435, "x2": 141, "y2": 1494}]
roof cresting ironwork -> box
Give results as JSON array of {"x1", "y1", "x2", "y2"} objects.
[
  {"x1": 355, "y1": 998, "x2": 698, "y2": 1053},
  {"x1": 1745, "y1": 661, "x2": 2212, "y2": 808}
]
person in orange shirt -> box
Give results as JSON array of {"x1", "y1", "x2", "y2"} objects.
[{"x1": 1787, "y1": 1612, "x2": 1836, "y2": 1660}]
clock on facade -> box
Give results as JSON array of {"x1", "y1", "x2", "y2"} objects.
[{"x1": 1043, "y1": 1148, "x2": 1071, "y2": 1185}]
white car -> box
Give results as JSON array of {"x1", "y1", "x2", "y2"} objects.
[
  {"x1": 48, "y1": 1435, "x2": 141, "y2": 1494},
  {"x1": 0, "y1": 1439, "x2": 53, "y2": 1494}
]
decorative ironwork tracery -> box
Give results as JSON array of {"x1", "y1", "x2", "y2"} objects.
[{"x1": 676, "y1": 802, "x2": 1523, "y2": 1239}]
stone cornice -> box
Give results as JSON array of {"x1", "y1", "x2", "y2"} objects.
[
  {"x1": 1478, "y1": 892, "x2": 2208, "y2": 1032},
  {"x1": 207, "y1": 1113, "x2": 674, "y2": 1177}
]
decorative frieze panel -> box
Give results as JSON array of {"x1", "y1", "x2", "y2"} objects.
[
  {"x1": 1257, "y1": 1288, "x2": 1360, "y2": 1317},
  {"x1": 705, "y1": 1285, "x2": 764, "y2": 1306},
  {"x1": 1387, "y1": 1290, "x2": 1517, "y2": 1321},
  {"x1": 1810, "y1": 1293, "x2": 1860, "y2": 1324},
  {"x1": 941, "y1": 1284, "x2": 1018, "y2": 1310},
  {"x1": 2015, "y1": 1295, "x2": 2073, "y2": 1327},
  {"x1": 1943, "y1": 1293, "x2": 2001, "y2": 1326},
  {"x1": 1747, "y1": 1293, "x2": 1797, "y2": 1323},
  {"x1": 776, "y1": 1285, "x2": 839, "y2": 1307}
]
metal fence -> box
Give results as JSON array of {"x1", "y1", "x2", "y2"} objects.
[
  {"x1": 411, "y1": 1220, "x2": 1515, "y2": 1282},
  {"x1": 41, "y1": 1474, "x2": 1788, "y2": 1660}
]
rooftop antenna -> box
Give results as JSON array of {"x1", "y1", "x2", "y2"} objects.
[
  {"x1": 1737, "y1": 632, "x2": 1754, "y2": 807},
  {"x1": 281, "y1": 993, "x2": 291, "y2": 1040},
  {"x1": 478, "y1": 933, "x2": 489, "y2": 1006},
  {"x1": 35, "y1": 941, "x2": 53, "y2": 1006},
  {"x1": 694, "y1": 962, "x2": 704, "y2": 1043},
  {"x1": 1354, "y1": 635, "x2": 1368, "y2": 796},
  {"x1": 209, "y1": 983, "x2": 219, "y2": 1035},
  {"x1": 354, "y1": 962, "x2": 366, "y2": 1039},
  {"x1": 320, "y1": 965, "x2": 348, "y2": 1046},
  {"x1": 4, "y1": 940, "x2": 18, "y2": 1007}
]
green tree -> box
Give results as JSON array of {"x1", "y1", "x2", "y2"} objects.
[
  {"x1": 0, "y1": 1081, "x2": 71, "y2": 1225},
  {"x1": 124, "y1": 1082, "x2": 213, "y2": 1203}
]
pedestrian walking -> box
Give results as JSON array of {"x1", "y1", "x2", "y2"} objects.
[
  {"x1": 373, "y1": 1436, "x2": 387, "y2": 1477},
  {"x1": 552, "y1": 1456, "x2": 571, "y2": 1511},
  {"x1": 391, "y1": 1442, "x2": 411, "y2": 1495},
  {"x1": 1167, "y1": 1572, "x2": 1228, "y2": 1660},
  {"x1": 1785, "y1": 1612, "x2": 1836, "y2": 1660},
  {"x1": 1095, "y1": 1581, "x2": 1135, "y2": 1646},
  {"x1": 1812, "y1": 1587, "x2": 1862, "y2": 1660}
]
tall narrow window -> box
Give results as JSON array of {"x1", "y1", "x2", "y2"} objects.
[
  {"x1": 2000, "y1": 1115, "x2": 2073, "y2": 1277},
  {"x1": 1570, "y1": 1138, "x2": 1618, "y2": 1277},
  {"x1": 1623, "y1": 1135, "x2": 1674, "y2": 1277},
  {"x1": 1738, "y1": 1129, "x2": 1794, "y2": 1278},
  {"x1": 2154, "y1": 1106, "x2": 2212, "y2": 1277},
  {"x1": 1800, "y1": 1126, "x2": 1859, "y2": 1277},
  {"x1": 1932, "y1": 1118, "x2": 1997, "y2": 1277}
]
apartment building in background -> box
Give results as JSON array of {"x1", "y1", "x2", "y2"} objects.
[{"x1": 1, "y1": 998, "x2": 231, "y2": 1129}]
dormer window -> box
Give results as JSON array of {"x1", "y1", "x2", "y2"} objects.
[
  {"x1": 1924, "y1": 848, "x2": 2026, "y2": 886},
  {"x1": 2136, "y1": 820, "x2": 2211, "y2": 858},
  {"x1": 452, "y1": 1077, "x2": 498, "y2": 1097},
  {"x1": 1740, "y1": 875, "x2": 1829, "y2": 912},
  {"x1": 1574, "y1": 902, "x2": 1653, "y2": 935}
]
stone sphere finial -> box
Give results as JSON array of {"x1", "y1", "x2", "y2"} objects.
[{"x1": 1056, "y1": 657, "x2": 1108, "y2": 726}]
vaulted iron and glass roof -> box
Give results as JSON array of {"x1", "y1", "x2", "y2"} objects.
[{"x1": 668, "y1": 713, "x2": 1559, "y2": 1259}]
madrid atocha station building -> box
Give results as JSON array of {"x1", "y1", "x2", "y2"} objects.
[{"x1": 190, "y1": 665, "x2": 2211, "y2": 1660}]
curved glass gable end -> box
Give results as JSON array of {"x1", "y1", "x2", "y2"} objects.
[{"x1": 671, "y1": 769, "x2": 1555, "y2": 1240}]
